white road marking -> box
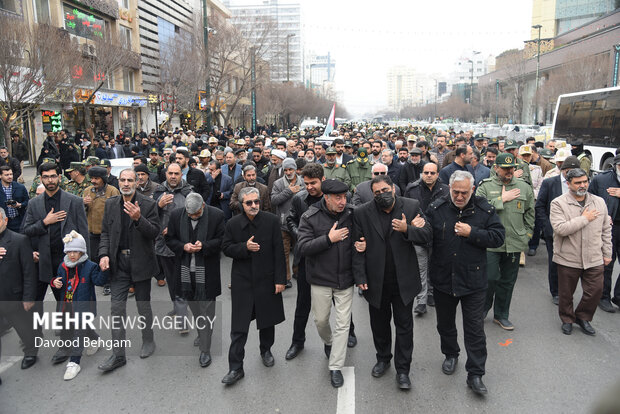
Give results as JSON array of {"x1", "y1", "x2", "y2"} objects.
[
  {"x1": 0, "y1": 356, "x2": 22, "y2": 374},
  {"x1": 336, "y1": 366, "x2": 355, "y2": 414}
]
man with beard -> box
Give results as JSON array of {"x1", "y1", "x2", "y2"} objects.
[
  {"x1": 369, "y1": 141, "x2": 383, "y2": 164},
  {"x1": 570, "y1": 140, "x2": 591, "y2": 176},
  {"x1": 207, "y1": 160, "x2": 233, "y2": 220},
  {"x1": 0, "y1": 165, "x2": 28, "y2": 232},
  {"x1": 221, "y1": 187, "x2": 286, "y2": 385},
  {"x1": 476, "y1": 153, "x2": 534, "y2": 331},
  {"x1": 353, "y1": 175, "x2": 432, "y2": 390},
  {"x1": 251, "y1": 149, "x2": 270, "y2": 181},
  {"x1": 175, "y1": 150, "x2": 211, "y2": 202},
  {"x1": 439, "y1": 145, "x2": 474, "y2": 186},
  {"x1": 426, "y1": 170, "x2": 505, "y2": 396},
  {"x1": 197, "y1": 149, "x2": 212, "y2": 174},
  {"x1": 382, "y1": 149, "x2": 401, "y2": 185},
  {"x1": 398, "y1": 147, "x2": 426, "y2": 194},
  {"x1": 271, "y1": 158, "x2": 305, "y2": 289},
  {"x1": 97, "y1": 169, "x2": 160, "y2": 372},
  {"x1": 267, "y1": 149, "x2": 287, "y2": 194},
  {"x1": 323, "y1": 147, "x2": 351, "y2": 188},
  {"x1": 483, "y1": 147, "x2": 498, "y2": 168},
  {"x1": 65, "y1": 162, "x2": 91, "y2": 197},
  {"x1": 230, "y1": 165, "x2": 271, "y2": 214},
  {"x1": 430, "y1": 135, "x2": 449, "y2": 167},
  {"x1": 0, "y1": 146, "x2": 21, "y2": 179},
  {"x1": 503, "y1": 139, "x2": 532, "y2": 186},
  {"x1": 333, "y1": 138, "x2": 353, "y2": 165},
  {"x1": 165, "y1": 193, "x2": 225, "y2": 367},
  {"x1": 396, "y1": 147, "x2": 409, "y2": 167},
  {"x1": 148, "y1": 148, "x2": 164, "y2": 174},
  {"x1": 22, "y1": 162, "x2": 89, "y2": 363},
  {"x1": 153, "y1": 163, "x2": 194, "y2": 315},
  {"x1": 404, "y1": 162, "x2": 449, "y2": 313}
]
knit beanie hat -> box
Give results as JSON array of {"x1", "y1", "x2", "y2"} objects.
[
  {"x1": 282, "y1": 157, "x2": 296, "y2": 170},
  {"x1": 63, "y1": 230, "x2": 87, "y2": 253}
]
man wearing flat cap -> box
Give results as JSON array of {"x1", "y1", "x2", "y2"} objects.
[
  {"x1": 297, "y1": 179, "x2": 356, "y2": 388},
  {"x1": 398, "y1": 147, "x2": 427, "y2": 194},
  {"x1": 83, "y1": 166, "x2": 120, "y2": 269}
]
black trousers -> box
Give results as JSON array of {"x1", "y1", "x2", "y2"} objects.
[
  {"x1": 602, "y1": 224, "x2": 620, "y2": 301},
  {"x1": 175, "y1": 273, "x2": 216, "y2": 354},
  {"x1": 529, "y1": 211, "x2": 543, "y2": 250},
  {"x1": 368, "y1": 278, "x2": 414, "y2": 375},
  {"x1": 434, "y1": 289, "x2": 487, "y2": 377},
  {"x1": 157, "y1": 256, "x2": 176, "y2": 302},
  {"x1": 291, "y1": 258, "x2": 355, "y2": 346},
  {"x1": 228, "y1": 317, "x2": 274, "y2": 371},
  {"x1": 544, "y1": 236, "x2": 559, "y2": 297},
  {"x1": 89, "y1": 233, "x2": 101, "y2": 262},
  {"x1": 110, "y1": 254, "x2": 154, "y2": 357},
  {"x1": 0, "y1": 301, "x2": 37, "y2": 358}
]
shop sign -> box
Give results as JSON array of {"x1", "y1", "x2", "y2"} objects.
[{"x1": 92, "y1": 92, "x2": 147, "y2": 107}]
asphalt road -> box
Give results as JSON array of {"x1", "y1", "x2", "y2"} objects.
[{"x1": 1, "y1": 167, "x2": 618, "y2": 413}]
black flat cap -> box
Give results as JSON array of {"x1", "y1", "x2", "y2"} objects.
[{"x1": 321, "y1": 179, "x2": 349, "y2": 194}]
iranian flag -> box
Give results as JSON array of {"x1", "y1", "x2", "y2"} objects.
[{"x1": 322, "y1": 103, "x2": 336, "y2": 137}]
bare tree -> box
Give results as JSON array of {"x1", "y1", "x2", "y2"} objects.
[{"x1": 0, "y1": 17, "x2": 77, "y2": 148}]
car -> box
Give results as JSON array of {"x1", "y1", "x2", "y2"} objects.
[{"x1": 110, "y1": 158, "x2": 134, "y2": 178}]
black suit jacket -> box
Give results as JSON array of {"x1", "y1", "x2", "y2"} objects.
[
  {"x1": 99, "y1": 192, "x2": 160, "y2": 282},
  {"x1": 535, "y1": 175, "x2": 562, "y2": 237},
  {"x1": 165, "y1": 206, "x2": 225, "y2": 299},
  {"x1": 352, "y1": 197, "x2": 433, "y2": 308},
  {"x1": 0, "y1": 229, "x2": 36, "y2": 301},
  {"x1": 186, "y1": 167, "x2": 211, "y2": 202}
]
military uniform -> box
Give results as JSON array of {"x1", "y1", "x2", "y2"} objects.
[
  {"x1": 29, "y1": 174, "x2": 69, "y2": 198},
  {"x1": 576, "y1": 152, "x2": 591, "y2": 176},
  {"x1": 65, "y1": 161, "x2": 91, "y2": 197},
  {"x1": 147, "y1": 159, "x2": 164, "y2": 174},
  {"x1": 323, "y1": 163, "x2": 351, "y2": 188},
  {"x1": 346, "y1": 148, "x2": 373, "y2": 191},
  {"x1": 476, "y1": 153, "x2": 535, "y2": 328}
]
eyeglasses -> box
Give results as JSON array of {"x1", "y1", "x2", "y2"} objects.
[
  {"x1": 244, "y1": 200, "x2": 260, "y2": 206},
  {"x1": 373, "y1": 172, "x2": 387, "y2": 176},
  {"x1": 422, "y1": 171, "x2": 437, "y2": 175}
]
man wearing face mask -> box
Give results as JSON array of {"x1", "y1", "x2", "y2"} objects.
[
  {"x1": 570, "y1": 140, "x2": 591, "y2": 177},
  {"x1": 587, "y1": 155, "x2": 620, "y2": 313},
  {"x1": 346, "y1": 148, "x2": 373, "y2": 192},
  {"x1": 323, "y1": 147, "x2": 351, "y2": 188},
  {"x1": 352, "y1": 175, "x2": 432, "y2": 390},
  {"x1": 398, "y1": 147, "x2": 427, "y2": 194},
  {"x1": 551, "y1": 169, "x2": 611, "y2": 335},
  {"x1": 426, "y1": 170, "x2": 505, "y2": 395}
]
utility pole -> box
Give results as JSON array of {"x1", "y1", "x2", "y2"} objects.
[
  {"x1": 532, "y1": 24, "x2": 542, "y2": 125},
  {"x1": 202, "y1": 0, "x2": 210, "y2": 129},
  {"x1": 251, "y1": 46, "x2": 256, "y2": 134},
  {"x1": 468, "y1": 51, "x2": 480, "y2": 105},
  {"x1": 286, "y1": 33, "x2": 295, "y2": 82}
]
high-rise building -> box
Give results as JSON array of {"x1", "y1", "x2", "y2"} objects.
[
  {"x1": 224, "y1": 0, "x2": 303, "y2": 83},
  {"x1": 387, "y1": 66, "x2": 419, "y2": 112},
  {"x1": 306, "y1": 51, "x2": 336, "y2": 97},
  {"x1": 530, "y1": 0, "x2": 616, "y2": 39}
]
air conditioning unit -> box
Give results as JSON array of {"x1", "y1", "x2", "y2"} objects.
[{"x1": 82, "y1": 43, "x2": 97, "y2": 58}]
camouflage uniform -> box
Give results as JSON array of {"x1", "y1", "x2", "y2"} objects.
[
  {"x1": 29, "y1": 174, "x2": 69, "y2": 198},
  {"x1": 65, "y1": 175, "x2": 92, "y2": 197}
]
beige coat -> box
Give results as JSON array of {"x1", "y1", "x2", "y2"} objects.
[{"x1": 550, "y1": 192, "x2": 612, "y2": 269}]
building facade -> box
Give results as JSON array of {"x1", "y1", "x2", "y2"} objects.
[{"x1": 530, "y1": 0, "x2": 616, "y2": 39}]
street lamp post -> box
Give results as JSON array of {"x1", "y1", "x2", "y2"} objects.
[
  {"x1": 468, "y1": 51, "x2": 480, "y2": 105},
  {"x1": 202, "y1": 0, "x2": 210, "y2": 129},
  {"x1": 433, "y1": 78, "x2": 438, "y2": 122},
  {"x1": 286, "y1": 33, "x2": 295, "y2": 83},
  {"x1": 532, "y1": 24, "x2": 542, "y2": 125}
]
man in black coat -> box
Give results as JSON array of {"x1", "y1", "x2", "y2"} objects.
[
  {"x1": 0, "y1": 208, "x2": 38, "y2": 376},
  {"x1": 425, "y1": 170, "x2": 505, "y2": 396},
  {"x1": 0, "y1": 146, "x2": 22, "y2": 179},
  {"x1": 97, "y1": 168, "x2": 161, "y2": 372},
  {"x1": 221, "y1": 187, "x2": 286, "y2": 385},
  {"x1": 166, "y1": 194, "x2": 225, "y2": 368},
  {"x1": 398, "y1": 147, "x2": 426, "y2": 193},
  {"x1": 175, "y1": 150, "x2": 211, "y2": 202},
  {"x1": 352, "y1": 175, "x2": 432, "y2": 390}
]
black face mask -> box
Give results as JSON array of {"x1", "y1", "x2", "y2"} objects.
[{"x1": 374, "y1": 192, "x2": 394, "y2": 209}]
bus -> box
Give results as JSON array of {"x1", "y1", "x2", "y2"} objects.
[{"x1": 551, "y1": 86, "x2": 620, "y2": 171}]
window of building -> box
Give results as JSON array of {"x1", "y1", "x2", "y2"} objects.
[
  {"x1": 120, "y1": 26, "x2": 131, "y2": 49},
  {"x1": 0, "y1": 0, "x2": 19, "y2": 13},
  {"x1": 64, "y1": 4, "x2": 106, "y2": 40},
  {"x1": 118, "y1": 0, "x2": 129, "y2": 8},
  {"x1": 123, "y1": 69, "x2": 134, "y2": 92},
  {"x1": 33, "y1": 0, "x2": 50, "y2": 23}
]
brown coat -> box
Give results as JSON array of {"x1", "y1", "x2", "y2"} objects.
[
  {"x1": 230, "y1": 181, "x2": 271, "y2": 214},
  {"x1": 539, "y1": 156, "x2": 553, "y2": 177},
  {"x1": 84, "y1": 184, "x2": 120, "y2": 234},
  {"x1": 550, "y1": 192, "x2": 612, "y2": 269}
]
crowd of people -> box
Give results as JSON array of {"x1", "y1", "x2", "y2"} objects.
[{"x1": 0, "y1": 123, "x2": 617, "y2": 396}]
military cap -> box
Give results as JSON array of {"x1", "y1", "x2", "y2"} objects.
[
  {"x1": 149, "y1": 147, "x2": 159, "y2": 155},
  {"x1": 488, "y1": 137, "x2": 499, "y2": 146},
  {"x1": 66, "y1": 161, "x2": 84, "y2": 172},
  {"x1": 446, "y1": 139, "x2": 455, "y2": 146},
  {"x1": 357, "y1": 148, "x2": 368, "y2": 158},
  {"x1": 87, "y1": 166, "x2": 107, "y2": 178},
  {"x1": 344, "y1": 141, "x2": 352, "y2": 148},
  {"x1": 409, "y1": 147, "x2": 423, "y2": 155},
  {"x1": 504, "y1": 139, "x2": 518, "y2": 150},
  {"x1": 560, "y1": 156, "x2": 581, "y2": 170},
  {"x1": 208, "y1": 137, "x2": 218, "y2": 144},
  {"x1": 326, "y1": 146, "x2": 337, "y2": 155},
  {"x1": 474, "y1": 134, "x2": 486, "y2": 141},
  {"x1": 198, "y1": 149, "x2": 211, "y2": 158},
  {"x1": 321, "y1": 179, "x2": 349, "y2": 195},
  {"x1": 495, "y1": 153, "x2": 518, "y2": 168},
  {"x1": 99, "y1": 159, "x2": 111, "y2": 167},
  {"x1": 42, "y1": 157, "x2": 56, "y2": 164},
  {"x1": 518, "y1": 145, "x2": 532, "y2": 155},
  {"x1": 539, "y1": 148, "x2": 554, "y2": 159},
  {"x1": 85, "y1": 156, "x2": 100, "y2": 165}
]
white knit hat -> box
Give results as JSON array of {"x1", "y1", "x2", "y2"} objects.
[{"x1": 63, "y1": 231, "x2": 87, "y2": 253}]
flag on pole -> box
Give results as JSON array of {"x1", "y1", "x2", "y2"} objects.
[{"x1": 322, "y1": 103, "x2": 336, "y2": 137}]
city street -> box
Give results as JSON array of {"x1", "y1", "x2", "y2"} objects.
[{"x1": 1, "y1": 233, "x2": 618, "y2": 413}]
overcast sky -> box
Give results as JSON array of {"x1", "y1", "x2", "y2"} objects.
[{"x1": 229, "y1": 0, "x2": 533, "y2": 117}]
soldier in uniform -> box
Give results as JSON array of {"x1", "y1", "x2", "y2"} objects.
[
  {"x1": 147, "y1": 148, "x2": 163, "y2": 174},
  {"x1": 99, "y1": 159, "x2": 119, "y2": 189},
  {"x1": 84, "y1": 156, "x2": 100, "y2": 172},
  {"x1": 29, "y1": 158, "x2": 69, "y2": 198},
  {"x1": 346, "y1": 147, "x2": 373, "y2": 191},
  {"x1": 502, "y1": 139, "x2": 532, "y2": 186},
  {"x1": 65, "y1": 162, "x2": 91, "y2": 197},
  {"x1": 476, "y1": 153, "x2": 534, "y2": 331},
  {"x1": 570, "y1": 140, "x2": 591, "y2": 176},
  {"x1": 323, "y1": 147, "x2": 351, "y2": 189}
]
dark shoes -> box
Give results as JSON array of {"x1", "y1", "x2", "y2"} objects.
[
  {"x1": 552, "y1": 296, "x2": 559, "y2": 306},
  {"x1": 414, "y1": 304, "x2": 427, "y2": 315},
  {"x1": 324, "y1": 344, "x2": 332, "y2": 359},
  {"x1": 396, "y1": 373, "x2": 411, "y2": 390},
  {"x1": 51, "y1": 348, "x2": 69, "y2": 365},
  {"x1": 347, "y1": 334, "x2": 357, "y2": 348},
  {"x1": 371, "y1": 361, "x2": 390, "y2": 378},
  {"x1": 222, "y1": 369, "x2": 244, "y2": 385},
  {"x1": 467, "y1": 376, "x2": 488, "y2": 395},
  {"x1": 427, "y1": 295, "x2": 435, "y2": 307},
  {"x1": 527, "y1": 249, "x2": 536, "y2": 256},
  {"x1": 98, "y1": 355, "x2": 126, "y2": 372},
  {"x1": 561, "y1": 323, "x2": 572, "y2": 335},
  {"x1": 140, "y1": 341, "x2": 156, "y2": 359},
  {"x1": 576, "y1": 319, "x2": 596, "y2": 336},
  {"x1": 261, "y1": 350, "x2": 275, "y2": 367},
  {"x1": 598, "y1": 299, "x2": 616, "y2": 313},
  {"x1": 330, "y1": 370, "x2": 344, "y2": 388},
  {"x1": 21, "y1": 356, "x2": 37, "y2": 370},
  {"x1": 612, "y1": 297, "x2": 620, "y2": 308},
  {"x1": 493, "y1": 318, "x2": 514, "y2": 331},
  {"x1": 199, "y1": 352, "x2": 211, "y2": 368},
  {"x1": 285, "y1": 344, "x2": 304, "y2": 360},
  {"x1": 285, "y1": 280, "x2": 293, "y2": 289},
  {"x1": 442, "y1": 357, "x2": 458, "y2": 375}
]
